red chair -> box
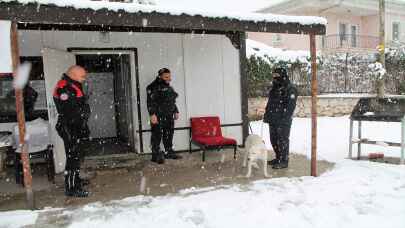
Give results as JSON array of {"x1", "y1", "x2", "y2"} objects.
[{"x1": 189, "y1": 116, "x2": 238, "y2": 162}]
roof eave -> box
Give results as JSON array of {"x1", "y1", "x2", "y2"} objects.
[{"x1": 0, "y1": 2, "x2": 326, "y2": 35}]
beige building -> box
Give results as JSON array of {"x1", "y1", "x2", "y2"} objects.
[{"x1": 249, "y1": 0, "x2": 405, "y2": 53}]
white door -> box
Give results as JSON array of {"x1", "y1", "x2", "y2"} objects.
[{"x1": 42, "y1": 48, "x2": 76, "y2": 173}]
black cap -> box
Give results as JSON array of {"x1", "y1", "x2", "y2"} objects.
[
  {"x1": 158, "y1": 68, "x2": 171, "y2": 76},
  {"x1": 273, "y1": 67, "x2": 288, "y2": 79}
]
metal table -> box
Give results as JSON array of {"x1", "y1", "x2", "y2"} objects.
[{"x1": 349, "y1": 97, "x2": 405, "y2": 164}]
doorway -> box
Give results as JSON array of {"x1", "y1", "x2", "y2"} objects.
[{"x1": 72, "y1": 50, "x2": 136, "y2": 156}]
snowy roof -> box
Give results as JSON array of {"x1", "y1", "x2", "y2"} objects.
[
  {"x1": 246, "y1": 39, "x2": 310, "y2": 64},
  {"x1": 0, "y1": 0, "x2": 326, "y2": 34}
]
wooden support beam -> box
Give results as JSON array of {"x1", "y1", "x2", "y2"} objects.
[
  {"x1": 11, "y1": 22, "x2": 35, "y2": 209},
  {"x1": 309, "y1": 33, "x2": 317, "y2": 177}
]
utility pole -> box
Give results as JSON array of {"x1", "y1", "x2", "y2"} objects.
[{"x1": 377, "y1": 0, "x2": 385, "y2": 97}]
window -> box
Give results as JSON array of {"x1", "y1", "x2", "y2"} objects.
[
  {"x1": 339, "y1": 23, "x2": 348, "y2": 46},
  {"x1": 0, "y1": 56, "x2": 47, "y2": 123},
  {"x1": 393, "y1": 22, "x2": 400, "y2": 41},
  {"x1": 351, "y1": 25, "x2": 358, "y2": 47},
  {"x1": 272, "y1": 34, "x2": 282, "y2": 45}
]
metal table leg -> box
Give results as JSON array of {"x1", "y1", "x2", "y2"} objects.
[
  {"x1": 401, "y1": 118, "x2": 405, "y2": 165},
  {"x1": 349, "y1": 119, "x2": 353, "y2": 159},
  {"x1": 357, "y1": 121, "x2": 362, "y2": 160}
]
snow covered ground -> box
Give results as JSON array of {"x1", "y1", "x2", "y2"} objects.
[
  {"x1": 1, "y1": 160, "x2": 404, "y2": 228},
  {"x1": 251, "y1": 116, "x2": 402, "y2": 162},
  {"x1": 1, "y1": 116, "x2": 405, "y2": 228}
]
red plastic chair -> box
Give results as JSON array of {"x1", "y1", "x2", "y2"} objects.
[{"x1": 189, "y1": 116, "x2": 237, "y2": 162}]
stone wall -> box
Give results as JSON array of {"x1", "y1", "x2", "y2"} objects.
[{"x1": 248, "y1": 95, "x2": 365, "y2": 119}]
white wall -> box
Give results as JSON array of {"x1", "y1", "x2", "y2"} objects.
[{"x1": 18, "y1": 30, "x2": 243, "y2": 153}]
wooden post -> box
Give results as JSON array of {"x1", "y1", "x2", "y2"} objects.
[
  {"x1": 348, "y1": 119, "x2": 353, "y2": 159},
  {"x1": 309, "y1": 33, "x2": 317, "y2": 177},
  {"x1": 11, "y1": 22, "x2": 35, "y2": 209},
  {"x1": 401, "y1": 117, "x2": 405, "y2": 165},
  {"x1": 377, "y1": 0, "x2": 385, "y2": 98}
]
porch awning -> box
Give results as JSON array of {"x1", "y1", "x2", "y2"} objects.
[{"x1": 0, "y1": 0, "x2": 326, "y2": 35}]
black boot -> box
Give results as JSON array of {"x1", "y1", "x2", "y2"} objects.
[
  {"x1": 272, "y1": 160, "x2": 288, "y2": 169},
  {"x1": 65, "y1": 170, "x2": 89, "y2": 197},
  {"x1": 157, "y1": 151, "x2": 165, "y2": 164},
  {"x1": 267, "y1": 159, "x2": 280, "y2": 166},
  {"x1": 151, "y1": 151, "x2": 165, "y2": 164},
  {"x1": 164, "y1": 150, "x2": 182, "y2": 159}
]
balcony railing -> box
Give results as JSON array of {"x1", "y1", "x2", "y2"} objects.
[{"x1": 321, "y1": 34, "x2": 379, "y2": 51}]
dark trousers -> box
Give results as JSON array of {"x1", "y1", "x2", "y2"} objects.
[
  {"x1": 57, "y1": 124, "x2": 84, "y2": 191},
  {"x1": 151, "y1": 115, "x2": 174, "y2": 154},
  {"x1": 269, "y1": 124, "x2": 291, "y2": 162}
]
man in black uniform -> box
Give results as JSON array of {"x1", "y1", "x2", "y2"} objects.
[
  {"x1": 147, "y1": 68, "x2": 181, "y2": 164},
  {"x1": 263, "y1": 67, "x2": 298, "y2": 169},
  {"x1": 53, "y1": 65, "x2": 91, "y2": 197}
]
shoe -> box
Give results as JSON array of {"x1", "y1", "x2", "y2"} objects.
[
  {"x1": 157, "y1": 151, "x2": 165, "y2": 164},
  {"x1": 272, "y1": 161, "x2": 288, "y2": 169},
  {"x1": 65, "y1": 188, "x2": 90, "y2": 197},
  {"x1": 267, "y1": 159, "x2": 280, "y2": 166},
  {"x1": 165, "y1": 151, "x2": 182, "y2": 159}
]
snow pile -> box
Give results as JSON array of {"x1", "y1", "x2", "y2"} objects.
[
  {"x1": 0, "y1": 210, "x2": 39, "y2": 228},
  {"x1": 13, "y1": 118, "x2": 50, "y2": 153},
  {"x1": 0, "y1": 0, "x2": 327, "y2": 26},
  {"x1": 156, "y1": 0, "x2": 280, "y2": 14},
  {"x1": 2, "y1": 160, "x2": 404, "y2": 228},
  {"x1": 246, "y1": 39, "x2": 310, "y2": 64},
  {"x1": 251, "y1": 116, "x2": 402, "y2": 162}
]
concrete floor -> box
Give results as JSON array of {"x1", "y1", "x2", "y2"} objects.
[{"x1": 0, "y1": 149, "x2": 335, "y2": 211}]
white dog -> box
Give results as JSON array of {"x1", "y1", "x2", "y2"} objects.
[{"x1": 243, "y1": 134, "x2": 269, "y2": 178}]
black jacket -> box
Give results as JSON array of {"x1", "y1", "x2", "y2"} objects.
[
  {"x1": 53, "y1": 74, "x2": 91, "y2": 137},
  {"x1": 146, "y1": 77, "x2": 179, "y2": 116},
  {"x1": 263, "y1": 80, "x2": 298, "y2": 125}
]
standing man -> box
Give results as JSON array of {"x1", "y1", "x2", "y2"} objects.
[
  {"x1": 54, "y1": 65, "x2": 91, "y2": 197},
  {"x1": 147, "y1": 68, "x2": 181, "y2": 164},
  {"x1": 263, "y1": 67, "x2": 297, "y2": 169}
]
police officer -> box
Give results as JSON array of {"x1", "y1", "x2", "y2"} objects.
[
  {"x1": 147, "y1": 68, "x2": 181, "y2": 164},
  {"x1": 263, "y1": 67, "x2": 297, "y2": 169},
  {"x1": 53, "y1": 65, "x2": 90, "y2": 197}
]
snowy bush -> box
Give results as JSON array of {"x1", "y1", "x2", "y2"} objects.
[{"x1": 367, "y1": 62, "x2": 386, "y2": 80}]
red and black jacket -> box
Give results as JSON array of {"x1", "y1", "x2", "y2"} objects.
[{"x1": 53, "y1": 74, "x2": 90, "y2": 136}]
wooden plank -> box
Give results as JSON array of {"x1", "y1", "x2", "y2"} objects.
[
  {"x1": 352, "y1": 139, "x2": 401, "y2": 147},
  {"x1": 11, "y1": 22, "x2": 35, "y2": 209},
  {"x1": 309, "y1": 33, "x2": 317, "y2": 177}
]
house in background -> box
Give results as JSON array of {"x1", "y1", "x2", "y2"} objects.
[{"x1": 249, "y1": 0, "x2": 405, "y2": 53}]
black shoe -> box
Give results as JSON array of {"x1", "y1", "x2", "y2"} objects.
[
  {"x1": 157, "y1": 152, "x2": 165, "y2": 164},
  {"x1": 267, "y1": 159, "x2": 280, "y2": 166},
  {"x1": 151, "y1": 155, "x2": 158, "y2": 163},
  {"x1": 272, "y1": 161, "x2": 288, "y2": 169},
  {"x1": 165, "y1": 152, "x2": 182, "y2": 159},
  {"x1": 65, "y1": 188, "x2": 90, "y2": 197},
  {"x1": 151, "y1": 150, "x2": 165, "y2": 164}
]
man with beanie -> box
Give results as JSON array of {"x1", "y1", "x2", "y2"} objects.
[
  {"x1": 263, "y1": 67, "x2": 298, "y2": 169},
  {"x1": 146, "y1": 68, "x2": 181, "y2": 164}
]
